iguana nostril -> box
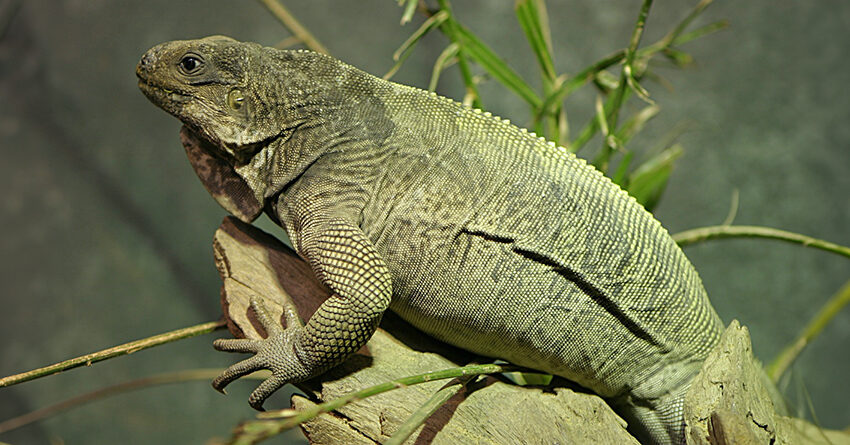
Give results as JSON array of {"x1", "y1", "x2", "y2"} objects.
[{"x1": 138, "y1": 51, "x2": 157, "y2": 74}]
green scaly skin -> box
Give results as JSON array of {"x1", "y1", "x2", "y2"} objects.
[{"x1": 137, "y1": 36, "x2": 724, "y2": 444}]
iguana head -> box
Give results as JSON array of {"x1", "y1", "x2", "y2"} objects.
[
  {"x1": 137, "y1": 35, "x2": 278, "y2": 154},
  {"x1": 138, "y1": 36, "x2": 390, "y2": 222},
  {"x1": 137, "y1": 35, "x2": 289, "y2": 222},
  {"x1": 137, "y1": 35, "x2": 338, "y2": 222}
]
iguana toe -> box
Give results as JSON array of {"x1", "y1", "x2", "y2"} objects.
[
  {"x1": 213, "y1": 338, "x2": 261, "y2": 353},
  {"x1": 248, "y1": 375, "x2": 288, "y2": 411},
  {"x1": 212, "y1": 298, "x2": 311, "y2": 409},
  {"x1": 211, "y1": 352, "x2": 264, "y2": 393}
]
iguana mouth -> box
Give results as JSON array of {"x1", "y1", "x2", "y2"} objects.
[{"x1": 137, "y1": 78, "x2": 192, "y2": 105}]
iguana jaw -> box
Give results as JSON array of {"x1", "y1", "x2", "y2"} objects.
[{"x1": 136, "y1": 73, "x2": 192, "y2": 114}]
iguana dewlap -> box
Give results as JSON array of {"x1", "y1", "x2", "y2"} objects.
[{"x1": 137, "y1": 36, "x2": 724, "y2": 444}]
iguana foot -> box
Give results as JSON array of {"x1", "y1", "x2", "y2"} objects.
[{"x1": 213, "y1": 297, "x2": 310, "y2": 410}]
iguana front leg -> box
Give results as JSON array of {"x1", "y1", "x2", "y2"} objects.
[{"x1": 212, "y1": 220, "x2": 392, "y2": 410}]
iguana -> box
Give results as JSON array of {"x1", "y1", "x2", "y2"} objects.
[{"x1": 137, "y1": 35, "x2": 725, "y2": 445}]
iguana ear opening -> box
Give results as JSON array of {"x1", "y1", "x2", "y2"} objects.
[{"x1": 180, "y1": 126, "x2": 262, "y2": 223}]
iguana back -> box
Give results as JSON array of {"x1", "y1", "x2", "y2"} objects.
[{"x1": 359, "y1": 81, "x2": 725, "y2": 442}]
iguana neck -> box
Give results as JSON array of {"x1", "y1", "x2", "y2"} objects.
[{"x1": 235, "y1": 79, "x2": 396, "y2": 205}]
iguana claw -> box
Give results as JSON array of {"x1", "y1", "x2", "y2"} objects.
[{"x1": 212, "y1": 297, "x2": 310, "y2": 411}]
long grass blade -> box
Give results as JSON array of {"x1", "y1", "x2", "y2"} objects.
[
  {"x1": 384, "y1": 10, "x2": 449, "y2": 80},
  {"x1": 429, "y1": 43, "x2": 459, "y2": 91},
  {"x1": 672, "y1": 227, "x2": 850, "y2": 260},
  {"x1": 515, "y1": 0, "x2": 556, "y2": 81},
  {"x1": 399, "y1": 0, "x2": 418, "y2": 25},
  {"x1": 626, "y1": 143, "x2": 682, "y2": 211},
  {"x1": 231, "y1": 363, "x2": 523, "y2": 444},
  {"x1": 452, "y1": 23, "x2": 542, "y2": 108}
]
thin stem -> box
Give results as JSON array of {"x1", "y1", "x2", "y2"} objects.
[
  {"x1": 624, "y1": 0, "x2": 653, "y2": 70},
  {"x1": 234, "y1": 363, "x2": 523, "y2": 444},
  {"x1": 453, "y1": 46, "x2": 481, "y2": 108},
  {"x1": 565, "y1": 15, "x2": 721, "y2": 153},
  {"x1": 671, "y1": 20, "x2": 728, "y2": 47},
  {"x1": 599, "y1": 0, "x2": 653, "y2": 171},
  {"x1": 767, "y1": 279, "x2": 850, "y2": 382},
  {"x1": 672, "y1": 225, "x2": 850, "y2": 260},
  {"x1": 520, "y1": 0, "x2": 559, "y2": 140},
  {"x1": 384, "y1": 375, "x2": 474, "y2": 445},
  {"x1": 0, "y1": 320, "x2": 226, "y2": 388},
  {"x1": 384, "y1": 10, "x2": 449, "y2": 80},
  {"x1": 256, "y1": 0, "x2": 330, "y2": 55},
  {"x1": 539, "y1": 50, "x2": 625, "y2": 120},
  {"x1": 436, "y1": 0, "x2": 482, "y2": 108},
  {"x1": 429, "y1": 43, "x2": 459, "y2": 91},
  {"x1": 0, "y1": 368, "x2": 253, "y2": 433},
  {"x1": 653, "y1": 0, "x2": 714, "y2": 51},
  {"x1": 721, "y1": 189, "x2": 739, "y2": 226}
]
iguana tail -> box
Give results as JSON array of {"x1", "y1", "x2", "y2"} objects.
[{"x1": 613, "y1": 382, "x2": 690, "y2": 445}]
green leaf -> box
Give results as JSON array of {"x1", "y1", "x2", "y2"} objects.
[
  {"x1": 586, "y1": 87, "x2": 633, "y2": 164},
  {"x1": 602, "y1": 0, "x2": 653, "y2": 152},
  {"x1": 625, "y1": 64, "x2": 653, "y2": 103},
  {"x1": 399, "y1": 0, "x2": 418, "y2": 25},
  {"x1": 502, "y1": 371, "x2": 553, "y2": 386},
  {"x1": 516, "y1": 0, "x2": 561, "y2": 140},
  {"x1": 384, "y1": 10, "x2": 449, "y2": 80},
  {"x1": 594, "y1": 69, "x2": 619, "y2": 93},
  {"x1": 384, "y1": 374, "x2": 473, "y2": 445},
  {"x1": 607, "y1": 104, "x2": 659, "y2": 183},
  {"x1": 595, "y1": 95, "x2": 610, "y2": 139},
  {"x1": 515, "y1": 0, "x2": 556, "y2": 81},
  {"x1": 673, "y1": 20, "x2": 728, "y2": 46},
  {"x1": 452, "y1": 23, "x2": 542, "y2": 108},
  {"x1": 627, "y1": 144, "x2": 683, "y2": 211},
  {"x1": 429, "y1": 43, "x2": 459, "y2": 91},
  {"x1": 434, "y1": 0, "x2": 483, "y2": 108},
  {"x1": 536, "y1": 50, "x2": 625, "y2": 131},
  {"x1": 611, "y1": 151, "x2": 634, "y2": 186},
  {"x1": 616, "y1": 103, "x2": 660, "y2": 145},
  {"x1": 662, "y1": 47, "x2": 694, "y2": 67}
]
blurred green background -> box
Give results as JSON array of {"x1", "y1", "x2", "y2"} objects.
[{"x1": 0, "y1": 1, "x2": 847, "y2": 443}]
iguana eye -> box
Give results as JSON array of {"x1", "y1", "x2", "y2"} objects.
[
  {"x1": 178, "y1": 54, "x2": 203, "y2": 75},
  {"x1": 227, "y1": 89, "x2": 245, "y2": 110}
]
